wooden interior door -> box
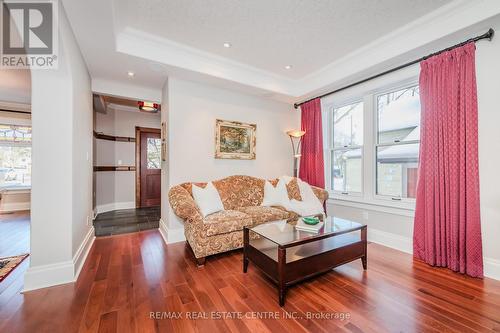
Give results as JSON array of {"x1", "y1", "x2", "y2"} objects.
[{"x1": 137, "y1": 127, "x2": 161, "y2": 207}]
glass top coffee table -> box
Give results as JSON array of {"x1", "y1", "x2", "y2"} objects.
[{"x1": 243, "y1": 215, "x2": 367, "y2": 306}]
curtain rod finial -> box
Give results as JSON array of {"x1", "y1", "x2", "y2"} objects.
[
  {"x1": 487, "y1": 28, "x2": 495, "y2": 41},
  {"x1": 293, "y1": 103, "x2": 299, "y2": 109}
]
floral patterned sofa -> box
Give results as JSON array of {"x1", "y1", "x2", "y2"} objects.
[{"x1": 168, "y1": 175, "x2": 328, "y2": 265}]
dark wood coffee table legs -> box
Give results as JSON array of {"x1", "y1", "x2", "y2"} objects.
[
  {"x1": 361, "y1": 227, "x2": 367, "y2": 270},
  {"x1": 243, "y1": 227, "x2": 249, "y2": 273},
  {"x1": 278, "y1": 246, "x2": 286, "y2": 306}
]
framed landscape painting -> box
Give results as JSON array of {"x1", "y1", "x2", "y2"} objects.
[{"x1": 215, "y1": 119, "x2": 256, "y2": 160}]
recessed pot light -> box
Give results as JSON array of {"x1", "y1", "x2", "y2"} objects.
[
  {"x1": 284, "y1": 65, "x2": 292, "y2": 70},
  {"x1": 223, "y1": 42, "x2": 232, "y2": 48},
  {"x1": 127, "y1": 71, "x2": 135, "y2": 77}
]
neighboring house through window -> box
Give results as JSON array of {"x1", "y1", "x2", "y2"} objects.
[{"x1": 376, "y1": 85, "x2": 420, "y2": 200}]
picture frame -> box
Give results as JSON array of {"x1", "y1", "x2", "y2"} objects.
[{"x1": 215, "y1": 119, "x2": 256, "y2": 160}]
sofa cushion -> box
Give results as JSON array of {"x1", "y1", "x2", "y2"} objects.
[
  {"x1": 192, "y1": 182, "x2": 224, "y2": 217},
  {"x1": 202, "y1": 210, "x2": 253, "y2": 237},
  {"x1": 286, "y1": 178, "x2": 302, "y2": 201},
  {"x1": 236, "y1": 206, "x2": 291, "y2": 226},
  {"x1": 261, "y1": 180, "x2": 289, "y2": 207}
]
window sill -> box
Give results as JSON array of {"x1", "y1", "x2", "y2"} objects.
[
  {"x1": 0, "y1": 186, "x2": 31, "y2": 194},
  {"x1": 327, "y1": 195, "x2": 415, "y2": 217}
]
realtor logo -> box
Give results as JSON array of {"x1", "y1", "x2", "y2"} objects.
[{"x1": 1, "y1": 0, "x2": 58, "y2": 69}]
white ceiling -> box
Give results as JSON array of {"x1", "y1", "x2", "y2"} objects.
[
  {"x1": 115, "y1": 0, "x2": 452, "y2": 79},
  {"x1": 62, "y1": 0, "x2": 500, "y2": 103}
]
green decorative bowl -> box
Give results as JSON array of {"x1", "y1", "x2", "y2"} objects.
[{"x1": 302, "y1": 217, "x2": 320, "y2": 225}]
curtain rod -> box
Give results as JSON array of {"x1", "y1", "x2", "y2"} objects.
[{"x1": 294, "y1": 28, "x2": 495, "y2": 109}]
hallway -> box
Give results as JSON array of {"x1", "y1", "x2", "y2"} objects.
[{"x1": 93, "y1": 207, "x2": 160, "y2": 237}]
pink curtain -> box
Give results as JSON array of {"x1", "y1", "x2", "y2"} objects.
[
  {"x1": 413, "y1": 42, "x2": 483, "y2": 277},
  {"x1": 299, "y1": 98, "x2": 325, "y2": 188}
]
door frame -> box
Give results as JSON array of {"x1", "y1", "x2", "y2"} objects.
[{"x1": 135, "y1": 126, "x2": 161, "y2": 208}]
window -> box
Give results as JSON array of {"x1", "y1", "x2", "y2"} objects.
[
  {"x1": 330, "y1": 101, "x2": 363, "y2": 194},
  {"x1": 0, "y1": 125, "x2": 31, "y2": 188},
  {"x1": 147, "y1": 138, "x2": 161, "y2": 169},
  {"x1": 376, "y1": 86, "x2": 420, "y2": 199}
]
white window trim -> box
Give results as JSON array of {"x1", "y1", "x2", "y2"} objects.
[{"x1": 323, "y1": 75, "x2": 419, "y2": 212}]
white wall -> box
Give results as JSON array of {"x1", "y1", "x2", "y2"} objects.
[
  {"x1": 94, "y1": 106, "x2": 160, "y2": 213},
  {"x1": 475, "y1": 18, "x2": 500, "y2": 278},
  {"x1": 25, "y1": 4, "x2": 94, "y2": 291},
  {"x1": 327, "y1": 18, "x2": 500, "y2": 280},
  {"x1": 161, "y1": 78, "x2": 299, "y2": 242}
]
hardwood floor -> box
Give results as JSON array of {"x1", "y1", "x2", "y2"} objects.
[
  {"x1": 1, "y1": 229, "x2": 500, "y2": 333},
  {"x1": 0, "y1": 211, "x2": 30, "y2": 258}
]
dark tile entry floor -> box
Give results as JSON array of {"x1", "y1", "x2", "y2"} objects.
[{"x1": 93, "y1": 206, "x2": 160, "y2": 237}]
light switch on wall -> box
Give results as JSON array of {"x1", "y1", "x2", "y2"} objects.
[
  {"x1": 362, "y1": 211, "x2": 369, "y2": 220},
  {"x1": 117, "y1": 160, "x2": 122, "y2": 165}
]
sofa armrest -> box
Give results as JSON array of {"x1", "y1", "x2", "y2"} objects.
[
  {"x1": 311, "y1": 186, "x2": 329, "y2": 204},
  {"x1": 168, "y1": 185, "x2": 203, "y2": 224}
]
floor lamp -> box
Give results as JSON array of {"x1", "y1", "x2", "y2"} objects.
[{"x1": 287, "y1": 130, "x2": 306, "y2": 178}]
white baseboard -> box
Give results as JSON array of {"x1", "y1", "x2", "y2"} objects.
[
  {"x1": 23, "y1": 260, "x2": 75, "y2": 292},
  {"x1": 0, "y1": 201, "x2": 30, "y2": 213},
  {"x1": 484, "y1": 257, "x2": 500, "y2": 281},
  {"x1": 368, "y1": 228, "x2": 413, "y2": 254},
  {"x1": 72, "y1": 226, "x2": 96, "y2": 277},
  {"x1": 159, "y1": 218, "x2": 185, "y2": 244},
  {"x1": 23, "y1": 227, "x2": 95, "y2": 292},
  {"x1": 368, "y1": 228, "x2": 500, "y2": 281},
  {"x1": 96, "y1": 201, "x2": 135, "y2": 214}
]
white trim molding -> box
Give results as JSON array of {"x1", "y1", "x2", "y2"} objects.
[
  {"x1": 368, "y1": 228, "x2": 500, "y2": 281},
  {"x1": 96, "y1": 201, "x2": 135, "y2": 215},
  {"x1": 329, "y1": 198, "x2": 415, "y2": 217},
  {"x1": 484, "y1": 258, "x2": 500, "y2": 281},
  {"x1": 159, "y1": 218, "x2": 185, "y2": 244},
  {"x1": 73, "y1": 226, "x2": 96, "y2": 278},
  {"x1": 23, "y1": 227, "x2": 96, "y2": 292},
  {"x1": 368, "y1": 228, "x2": 413, "y2": 254}
]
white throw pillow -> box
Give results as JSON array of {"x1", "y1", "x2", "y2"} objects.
[
  {"x1": 261, "y1": 179, "x2": 290, "y2": 207},
  {"x1": 279, "y1": 175, "x2": 294, "y2": 184},
  {"x1": 192, "y1": 182, "x2": 224, "y2": 217},
  {"x1": 286, "y1": 179, "x2": 324, "y2": 216}
]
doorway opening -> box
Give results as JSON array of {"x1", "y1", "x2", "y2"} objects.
[
  {"x1": 0, "y1": 68, "x2": 31, "y2": 287},
  {"x1": 92, "y1": 94, "x2": 161, "y2": 236}
]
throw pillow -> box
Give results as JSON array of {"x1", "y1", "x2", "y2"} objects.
[
  {"x1": 192, "y1": 182, "x2": 224, "y2": 217},
  {"x1": 287, "y1": 179, "x2": 324, "y2": 216},
  {"x1": 286, "y1": 178, "x2": 302, "y2": 201},
  {"x1": 261, "y1": 179, "x2": 290, "y2": 207}
]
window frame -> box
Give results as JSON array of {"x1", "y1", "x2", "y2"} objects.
[
  {"x1": 373, "y1": 82, "x2": 420, "y2": 204},
  {"x1": 323, "y1": 76, "x2": 420, "y2": 212},
  {"x1": 327, "y1": 99, "x2": 364, "y2": 198},
  {"x1": 0, "y1": 124, "x2": 32, "y2": 190}
]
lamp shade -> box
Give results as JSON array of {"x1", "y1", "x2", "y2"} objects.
[{"x1": 286, "y1": 130, "x2": 306, "y2": 138}]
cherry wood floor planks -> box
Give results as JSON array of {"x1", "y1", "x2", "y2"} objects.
[{"x1": 0, "y1": 222, "x2": 499, "y2": 332}]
